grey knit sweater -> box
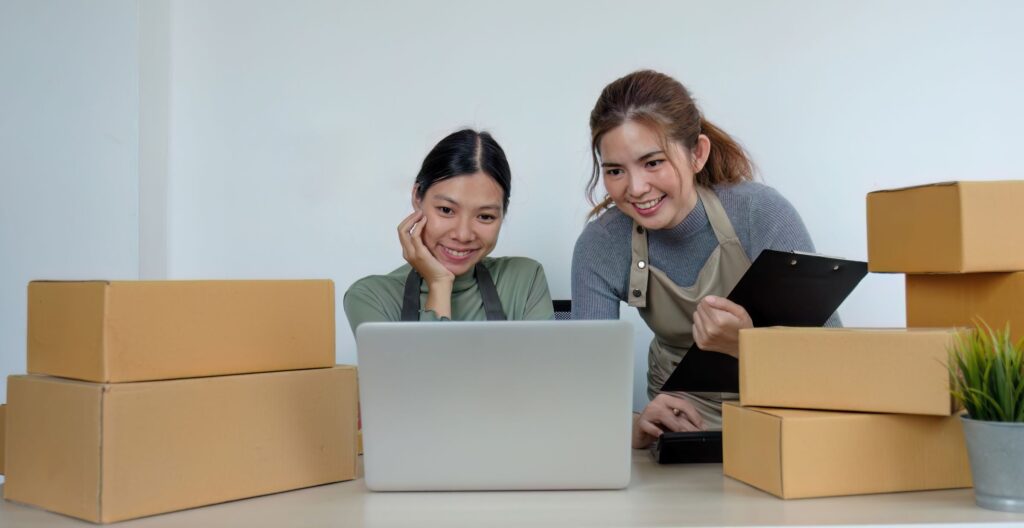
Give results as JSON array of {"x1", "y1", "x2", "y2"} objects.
[{"x1": 571, "y1": 181, "x2": 841, "y2": 326}]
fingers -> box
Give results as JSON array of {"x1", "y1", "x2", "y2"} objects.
[
  {"x1": 410, "y1": 216, "x2": 430, "y2": 252},
  {"x1": 637, "y1": 419, "x2": 665, "y2": 440},
  {"x1": 703, "y1": 295, "x2": 749, "y2": 319},
  {"x1": 641, "y1": 395, "x2": 704, "y2": 434},
  {"x1": 692, "y1": 309, "x2": 707, "y2": 348},
  {"x1": 397, "y1": 210, "x2": 423, "y2": 236},
  {"x1": 397, "y1": 211, "x2": 424, "y2": 262},
  {"x1": 669, "y1": 398, "x2": 704, "y2": 430},
  {"x1": 654, "y1": 394, "x2": 703, "y2": 430}
]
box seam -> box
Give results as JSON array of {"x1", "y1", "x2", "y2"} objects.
[
  {"x1": 955, "y1": 183, "x2": 967, "y2": 271},
  {"x1": 776, "y1": 416, "x2": 785, "y2": 498},
  {"x1": 98, "y1": 385, "x2": 106, "y2": 523},
  {"x1": 101, "y1": 285, "x2": 111, "y2": 382}
]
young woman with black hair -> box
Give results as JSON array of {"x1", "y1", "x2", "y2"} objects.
[
  {"x1": 344, "y1": 129, "x2": 553, "y2": 331},
  {"x1": 572, "y1": 70, "x2": 839, "y2": 447}
]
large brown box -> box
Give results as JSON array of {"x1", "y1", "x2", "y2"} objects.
[
  {"x1": 722, "y1": 402, "x2": 972, "y2": 499},
  {"x1": 28, "y1": 280, "x2": 335, "y2": 382},
  {"x1": 4, "y1": 366, "x2": 358, "y2": 524},
  {"x1": 866, "y1": 181, "x2": 1024, "y2": 273},
  {"x1": 907, "y1": 272, "x2": 1024, "y2": 343},
  {"x1": 739, "y1": 327, "x2": 959, "y2": 415}
]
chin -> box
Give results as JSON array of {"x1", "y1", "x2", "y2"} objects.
[{"x1": 445, "y1": 261, "x2": 476, "y2": 276}]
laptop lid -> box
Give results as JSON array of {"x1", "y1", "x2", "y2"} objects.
[{"x1": 356, "y1": 320, "x2": 634, "y2": 491}]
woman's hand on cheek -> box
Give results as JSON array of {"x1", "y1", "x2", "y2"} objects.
[
  {"x1": 692, "y1": 295, "x2": 752, "y2": 358},
  {"x1": 398, "y1": 210, "x2": 455, "y2": 286}
]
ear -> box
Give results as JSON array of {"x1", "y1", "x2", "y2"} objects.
[
  {"x1": 411, "y1": 185, "x2": 422, "y2": 211},
  {"x1": 692, "y1": 134, "x2": 711, "y2": 172}
]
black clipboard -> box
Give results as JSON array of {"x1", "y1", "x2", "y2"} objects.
[{"x1": 660, "y1": 250, "x2": 868, "y2": 393}]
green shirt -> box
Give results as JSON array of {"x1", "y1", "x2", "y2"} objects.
[{"x1": 343, "y1": 256, "x2": 554, "y2": 333}]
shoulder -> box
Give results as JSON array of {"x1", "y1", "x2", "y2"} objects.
[
  {"x1": 343, "y1": 264, "x2": 409, "y2": 302},
  {"x1": 715, "y1": 181, "x2": 801, "y2": 223},
  {"x1": 483, "y1": 256, "x2": 545, "y2": 277},
  {"x1": 714, "y1": 180, "x2": 790, "y2": 209},
  {"x1": 575, "y1": 206, "x2": 631, "y2": 250}
]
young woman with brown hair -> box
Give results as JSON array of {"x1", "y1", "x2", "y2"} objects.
[{"x1": 571, "y1": 70, "x2": 837, "y2": 448}]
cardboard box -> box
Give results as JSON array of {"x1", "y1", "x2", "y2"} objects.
[
  {"x1": 28, "y1": 280, "x2": 335, "y2": 382},
  {"x1": 0, "y1": 404, "x2": 5, "y2": 475},
  {"x1": 739, "y1": 327, "x2": 959, "y2": 415},
  {"x1": 722, "y1": 402, "x2": 972, "y2": 499},
  {"x1": 907, "y1": 272, "x2": 1024, "y2": 343},
  {"x1": 4, "y1": 366, "x2": 358, "y2": 524},
  {"x1": 866, "y1": 181, "x2": 1024, "y2": 273}
]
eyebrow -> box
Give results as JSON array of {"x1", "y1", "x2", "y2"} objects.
[
  {"x1": 601, "y1": 150, "x2": 665, "y2": 167},
  {"x1": 433, "y1": 195, "x2": 502, "y2": 211}
]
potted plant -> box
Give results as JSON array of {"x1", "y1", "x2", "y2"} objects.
[{"x1": 949, "y1": 322, "x2": 1024, "y2": 512}]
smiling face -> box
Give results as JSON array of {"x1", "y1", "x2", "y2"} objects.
[
  {"x1": 415, "y1": 171, "x2": 504, "y2": 276},
  {"x1": 599, "y1": 120, "x2": 705, "y2": 230}
]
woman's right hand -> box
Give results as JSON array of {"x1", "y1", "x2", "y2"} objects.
[
  {"x1": 632, "y1": 394, "x2": 704, "y2": 449},
  {"x1": 397, "y1": 210, "x2": 454, "y2": 285}
]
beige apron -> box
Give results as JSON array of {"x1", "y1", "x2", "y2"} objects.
[{"x1": 628, "y1": 185, "x2": 751, "y2": 429}]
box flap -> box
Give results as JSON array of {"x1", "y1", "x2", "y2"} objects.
[
  {"x1": 867, "y1": 181, "x2": 958, "y2": 194},
  {"x1": 28, "y1": 280, "x2": 111, "y2": 284}
]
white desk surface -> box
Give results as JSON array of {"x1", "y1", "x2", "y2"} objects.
[{"x1": 2, "y1": 451, "x2": 1022, "y2": 527}]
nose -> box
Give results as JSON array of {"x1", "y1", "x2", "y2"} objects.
[
  {"x1": 451, "y1": 215, "x2": 475, "y2": 243},
  {"x1": 626, "y1": 172, "x2": 651, "y2": 198}
]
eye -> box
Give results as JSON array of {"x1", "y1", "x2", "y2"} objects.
[
  {"x1": 478, "y1": 214, "x2": 498, "y2": 223},
  {"x1": 605, "y1": 168, "x2": 624, "y2": 177},
  {"x1": 437, "y1": 206, "x2": 454, "y2": 216},
  {"x1": 645, "y1": 159, "x2": 665, "y2": 169}
]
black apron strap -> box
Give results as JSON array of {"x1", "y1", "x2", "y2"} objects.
[
  {"x1": 400, "y1": 269, "x2": 422, "y2": 321},
  {"x1": 473, "y1": 264, "x2": 507, "y2": 321},
  {"x1": 399, "y1": 264, "x2": 507, "y2": 321}
]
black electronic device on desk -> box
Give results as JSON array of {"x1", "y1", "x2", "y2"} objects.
[
  {"x1": 661, "y1": 250, "x2": 868, "y2": 393},
  {"x1": 651, "y1": 431, "x2": 723, "y2": 464}
]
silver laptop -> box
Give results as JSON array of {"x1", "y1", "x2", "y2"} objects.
[{"x1": 356, "y1": 320, "x2": 634, "y2": 491}]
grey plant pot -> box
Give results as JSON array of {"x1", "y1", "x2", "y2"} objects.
[{"x1": 961, "y1": 416, "x2": 1024, "y2": 512}]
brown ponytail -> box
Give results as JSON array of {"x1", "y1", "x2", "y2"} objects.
[
  {"x1": 586, "y1": 70, "x2": 755, "y2": 218},
  {"x1": 694, "y1": 118, "x2": 754, "y2": 187}
]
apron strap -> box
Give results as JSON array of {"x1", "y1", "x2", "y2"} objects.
[
  {"x1": 627, "y1": 223, "x2": 650, "y2": 308},
  {"x1": 400, "y1": 264, "x2": 507, "y2": 321},
  {"x1": 696, "y1": 185, "x2": 740, "y2": 244},
  {"x1": 400, "y1": 269, "x2": 422, "y2": 321}
]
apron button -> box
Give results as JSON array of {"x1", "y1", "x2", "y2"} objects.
[
  {"x1": 632, "y1": 288, "x2": 642, "y2": 298},
  {"x1": 636, "y1": 226, "x2": 644, "y2": 234},
  {"x1": 637, "y1": 260, "x2": 646, "y2": 270}
]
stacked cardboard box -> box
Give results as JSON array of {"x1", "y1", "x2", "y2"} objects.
[
  {"x1": 868, "y1": 180, "x2": 1024, "y2": 340},
  {"x1": 726, "y1": 327, "x2": 972, "y2": 498},
  {"x1": 4, "y1": 280, "x2": 358, "y2": 524},
  {"x1": 722, "y1": 180, "x2": 1024, "y2": 499}
]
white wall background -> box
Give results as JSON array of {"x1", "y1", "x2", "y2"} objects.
[{"x1": 3, "y1": 0, "x2": 1024, "y2": 427}]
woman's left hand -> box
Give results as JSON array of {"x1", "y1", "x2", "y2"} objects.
[{"x1": 692, "y1": 295, "x2": 753, "y2": 358}]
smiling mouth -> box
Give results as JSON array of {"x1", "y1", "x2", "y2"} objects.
[
  {"x1": 632, "y1": 195, "x2": 665, "y2": 211},
  {"x1": 440, "y1": 246, "x2": 477, "y2": 259}
]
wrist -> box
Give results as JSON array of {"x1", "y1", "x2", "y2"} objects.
[{"x1": 427, "y1": 276, "x2": 454, "y2": 290}]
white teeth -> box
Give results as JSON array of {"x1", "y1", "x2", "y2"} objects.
[
  {"x1": 444, "y1": 247, "x2": 471, "y2": 257},
  {"x1": 635, "y1": 196, "x2": 664, "y2": 210}
]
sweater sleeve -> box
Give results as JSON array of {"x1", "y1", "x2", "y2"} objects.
[
  {"x1": 571, "y1": 220, "x2": 624, "y2": 320},
  {"x1": 342, "y1": 279, "x2": 393, "y2": 334}
]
